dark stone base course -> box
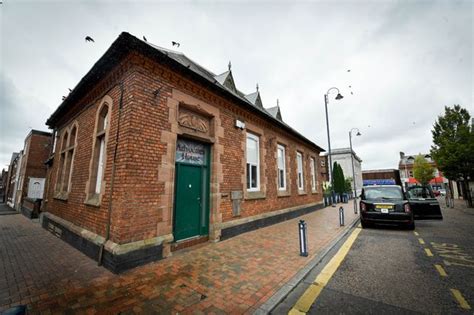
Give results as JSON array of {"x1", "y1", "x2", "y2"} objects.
[
  {"x1": 21, "y1": 206, "x2": 37, "y2": 219},
  {"x1": 102, "y1": 244, "x2": 163, "y2": 274},
  {"x1": 41, "y1": 215, "x2": 163, "y2": 274},
  {"x1": 220, "y1": 203, "x2": 325, "y2": 240}
]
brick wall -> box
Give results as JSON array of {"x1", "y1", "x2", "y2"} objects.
[
  {"x1": 20, "y1": 132, "x2": 52, "y2": 200},
  {"x1": 44, "y1": 57, "x2": 137, "y2": 242},
  {"x1": 45, "y1": 51, "x2": 324, "y2": 246}
]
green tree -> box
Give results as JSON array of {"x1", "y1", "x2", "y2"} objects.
[
  {"x1": 332, "y1": 161, "x2": 340, "y2": 194},
  {"x1": 333, "y1": 162, "x2": 346, "y2": 194},
  {"x1": 413, "y1": 155, "x2": 435, "y2": 186},
  {"x1": 338, "y1": 164, "x2": 346, "y2": 194},
  {"x1": 344, "y1": 177, "x2": 353, "y2": 193},
  {"x1": 431, "y1": 105, "x2": 474, "y2": 207}
]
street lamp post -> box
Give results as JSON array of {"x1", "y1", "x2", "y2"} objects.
[
  {"x1": 349, "y1": 128, "x2": 361, "y2": 213},
  {"x1": 324, "y1": 87, "x2": 343, "y2": 206}
]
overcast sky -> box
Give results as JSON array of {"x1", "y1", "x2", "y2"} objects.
[{"x1": 1, "y1": 0, "x2": 472, "y2": 172}]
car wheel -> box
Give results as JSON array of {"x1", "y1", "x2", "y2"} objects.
[{"x1": 361, "y1": 220, "x2": 370, "y2": 229}]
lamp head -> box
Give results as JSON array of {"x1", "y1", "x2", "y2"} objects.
[
  {"x1": 335, "y1": 93, "x2": 344, "y2": 100},
  {"x1": 356, "y1": 131, "x2": 361, "y2": 136}
]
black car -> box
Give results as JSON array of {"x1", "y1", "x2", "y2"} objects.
[
  {"x1": 360, "y1": 185, "x2": 414, "y2": 229},
  {"x1": 406, "y1": 185, "x2": 443, "y2": 220}
]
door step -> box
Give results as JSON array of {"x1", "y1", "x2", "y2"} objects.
[{"x1": 171, "y1": 235, "x2": 209, "y2": 252}]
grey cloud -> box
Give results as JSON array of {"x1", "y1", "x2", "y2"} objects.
[{"x1": 0, "y1": 0, "x2": 472, "y2": 172}]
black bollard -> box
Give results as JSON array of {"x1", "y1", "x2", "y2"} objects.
[
  {"x1": 298, "y1": 220, "x2": 308, "y2": 257},
  {"x1": 339, "y1": 206, "x2": 345, "y2": 226}
]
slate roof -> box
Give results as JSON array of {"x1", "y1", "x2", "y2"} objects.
[
  {"x1": 214, "y1": 71, "x2": 230, "y2": 85},
  {"x1": 46, "y1": 32, "x2": 324, "y2": 152},
  {"x1": 265, "y1": 105, "x2": 282, "y2": 121},
  {"x1": 399, "y1": 153, "x2": 432, "y2": 165}
]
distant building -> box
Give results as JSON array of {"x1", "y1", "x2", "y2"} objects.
[
  {"x1": 1, "y1": 169, "x2": 8, "y2": 203},
  {"x1": 362, "y1": 169, "x2": 402, "y2": 186},
  {"x1": 321, "y1": 148, "x2": 363, "y2": 195},
  {"x1": 5, "y1": 130, "x2": 52, "y2": 215},
  {"x1": 319, "y1": 154, "x2": 329, "y2": 186},
  {"x1": 398, "y1": 152, "x2": 447, "y2": 190}
]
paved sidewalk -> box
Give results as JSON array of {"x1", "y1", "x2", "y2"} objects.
[{"x1": 0, "y1": 202, "x2": 358, "y2": 314}]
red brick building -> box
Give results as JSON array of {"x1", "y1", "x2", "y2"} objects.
[
  {"x1": 43, "y1": 32, "x2": 325, "y2": 272},
  {"x1": 7, "y1": 130, "x2": 52, "y2": 217},
  {"x1": 19, "y1": 130, "x2": 52, "y2": 217}
]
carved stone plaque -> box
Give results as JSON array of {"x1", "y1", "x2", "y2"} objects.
[{"x1": 178, "y1": 108, "x2": 209, "y2": 133}]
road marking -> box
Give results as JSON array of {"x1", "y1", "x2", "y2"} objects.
[
  {"x1": 431, "y1": 242, "x2": 474, "y2": 268},
  {"x1": 425, "y1": 248, "x2": 434, "y2": 257},
  {"x1": 450, "y1": 289, "x2": 471, "y2": 310},
  {"x1": 418, "y1": 238, "x2": 425, "y2": 245},
  {"x1": 434, "y1": 264, "x2": 447, "y2": 277},
  {"x1": 414, "y1": 231, "x2": 419, "y2": 236},
  {"x1": 289, "y1": 227, "x2": 362, "y2": 314}
]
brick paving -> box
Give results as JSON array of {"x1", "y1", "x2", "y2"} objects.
[{"x1": 0, "y1": 202, "x2": 358, "y2": 314}]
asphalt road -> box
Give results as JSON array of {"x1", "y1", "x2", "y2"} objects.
[{"x1": 273, "y1": 200, "x2": 474, "y2": 314}]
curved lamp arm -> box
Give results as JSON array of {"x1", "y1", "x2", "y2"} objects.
[{"x1": 349, "y1": 127, "x2": 361, "y2": 137}]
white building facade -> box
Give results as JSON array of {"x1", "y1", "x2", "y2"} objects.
[{"x1": 321, "y1": 148, "x2": 363, "y2": 195}]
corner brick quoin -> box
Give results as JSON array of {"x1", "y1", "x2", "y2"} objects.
[{"x1": 41, "y1": 33, "x2": 326, "y2": 272}]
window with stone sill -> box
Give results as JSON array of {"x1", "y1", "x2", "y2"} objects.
[
  {"x1": 87, "y1": 104, "x2": 109, "y2": 202},
  {"x1": 55, "y1": 125, "x2": 77, "y2": 197},
  {"x1": 246, "y1": 132, "x2": 260, "y2": 192},
  {"x1": 297, "y1": 152, "x2": 304, "y2": 190},
  {"x1": 277, "y1": 144, "x2": 286, "y2": 191},
  {"x1": 310, "y1": 157, "x2": 317, "y2": 192}
]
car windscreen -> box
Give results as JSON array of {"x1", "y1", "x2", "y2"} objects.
[
  {"x1": 407, "y1": 187, "x2": 434, "y2": 199},
  {"x1": 364, "y1": 187, "x2": 404, "y2": 200}
]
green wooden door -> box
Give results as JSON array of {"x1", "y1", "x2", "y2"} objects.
[
  {"x1": 174, "y1": 164, "x2": 202, "y2": 240},
  {"x1": 173, "y1": 139, "x2": 210, "y2": 242}
]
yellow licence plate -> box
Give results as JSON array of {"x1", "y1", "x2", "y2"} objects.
[{"x1": 375, "y1": 204, "x2": 393, "y2": 209}]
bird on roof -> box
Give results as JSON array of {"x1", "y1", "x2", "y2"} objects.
[
  {"x1": 68, "y1": 88, "x2": 72, "y2": 92},
  {"x1": 85, "y1": 36, "x2": 94, "y2": 43},
  {"x1": 62, "y1": 96, "x2": 66, "y2": 101},
  {"x1": 143, "y1": 36, "x2": 147, "y2": 42},
  {"x1": 172, "y1": 41, "x2": 180, "y2": 47}
]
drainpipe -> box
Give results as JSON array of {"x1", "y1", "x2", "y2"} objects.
[{"x1": 98, "y1": 82, "x2": 124, "y2": 266}]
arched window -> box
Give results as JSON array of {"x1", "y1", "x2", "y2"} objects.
[
  {"x1": 56, "y1": 131, "x2": 69, "y2": 193},
  {"x1": 65, "y1": 126, "x2": 77, "y2": 192},
  {"x1": 55, "y1": 124, "x2": 77, "y2": 196},
  {"x1": 89, "y1": 105, "x2": 109, "y2": 196}
]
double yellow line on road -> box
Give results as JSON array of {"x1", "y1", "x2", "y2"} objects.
[
  {"x1": 414, "y1": 230, "x2": 471, "y2": 311},
  {"x1": 288, "y1": 227, "x2": 362, "y2": 314}
]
